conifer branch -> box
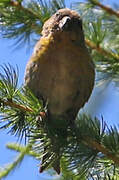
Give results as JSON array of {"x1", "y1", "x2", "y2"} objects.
[
  {"x1": 0, "y1": 98, "x2": 33, "y2": 112},
  {"x1": 83, "y1": 137, "x2": 119, "y2": 165},
  {"x1": 0, "y1": 153, "x2": 24, "y2": 179},
  {"x1": 85, "y1": 38, "x2": 119, "y2": 60},
  {"x1": 0, "y1": 144, "x2": 32, "y2": 179},
  {"x1": 9, "y1": 0, "x2": 43, "y2": 20},
  {"x1": 1, "y1": 95, "x2": 119, "y2": 166},
  {"x1": 90, "y1": 0, "x2": 119, "y2": 18},
  {"x1": 6, "y1": 143, "x2": 39, "y2": 158}
]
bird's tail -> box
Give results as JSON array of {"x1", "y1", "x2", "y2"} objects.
[{"x1": 39, "y1": 150, "x2": 60, "y2": 174}]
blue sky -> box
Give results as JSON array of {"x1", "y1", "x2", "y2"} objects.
[{"x1": 0, "y1": 0, "x2": 119, "y2": 179}]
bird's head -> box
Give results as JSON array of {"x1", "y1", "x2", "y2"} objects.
[{"x1": 42, "y1": 8, "x2": 84, "y2": 40}]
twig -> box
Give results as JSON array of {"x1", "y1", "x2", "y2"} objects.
[
  {"x1": 9, "y1": 0, "x2": 41, "y2": 20},
  {"x1": 6, "y1": 143, "x2": 39, "y2": 158},
  {"x1": 83, "y1": 137, "x2": 119, "y2": 165},
  {"x1": 0, "y1": 98, "x2": 46, "y2": 117},
  {"x1": 2, "y1": 98, "x2": 119, "y2": 165},
  {"x1": 85, "y1": 38, "x2": 119, "y2": 60},
  {"x1": 6, "y1": 124, "x2": 119, "y2": 165},
  {"x1": 0, "y1": 98, "x2": 33, "y2": 112},
  {"x1": 92, "y1": 0, "x2": 119, "y2": 18}
]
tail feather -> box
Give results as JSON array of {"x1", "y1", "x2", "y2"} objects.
[
  {"x1": 53, "y1": 159, "x2": 60, "y2": 174},
  {"x1": 39, "y1": 152, "x2": 60, "y2": 174}
]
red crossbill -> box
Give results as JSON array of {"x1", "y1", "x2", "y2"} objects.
[{"x1": 25, "y1": 8, "x2": 95, "y2": 174}]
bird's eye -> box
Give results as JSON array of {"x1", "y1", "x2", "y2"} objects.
[{"x1": 56, "y1": 12, "x2": 60, "y2": 17}]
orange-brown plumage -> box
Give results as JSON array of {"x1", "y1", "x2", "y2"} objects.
[{"x1": 25, "y1": 8, "x2": 95, "y2": 174}]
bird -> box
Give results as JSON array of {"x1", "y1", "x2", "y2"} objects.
[{"x1": 24, "y1": 8, "x2": 95, "y2": 174}]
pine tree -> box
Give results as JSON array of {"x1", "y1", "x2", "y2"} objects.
[{"x1": 0, "y1": 0, "x2": 119, "y2": 179}]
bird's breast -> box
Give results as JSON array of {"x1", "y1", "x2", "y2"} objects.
[{"x1": 25, "y1": 35, "x2": 95, "y2": 116}]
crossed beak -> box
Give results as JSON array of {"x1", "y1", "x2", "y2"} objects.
[{"x1": 59, "y1": 16, "x2": 71, "y2": 30}]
